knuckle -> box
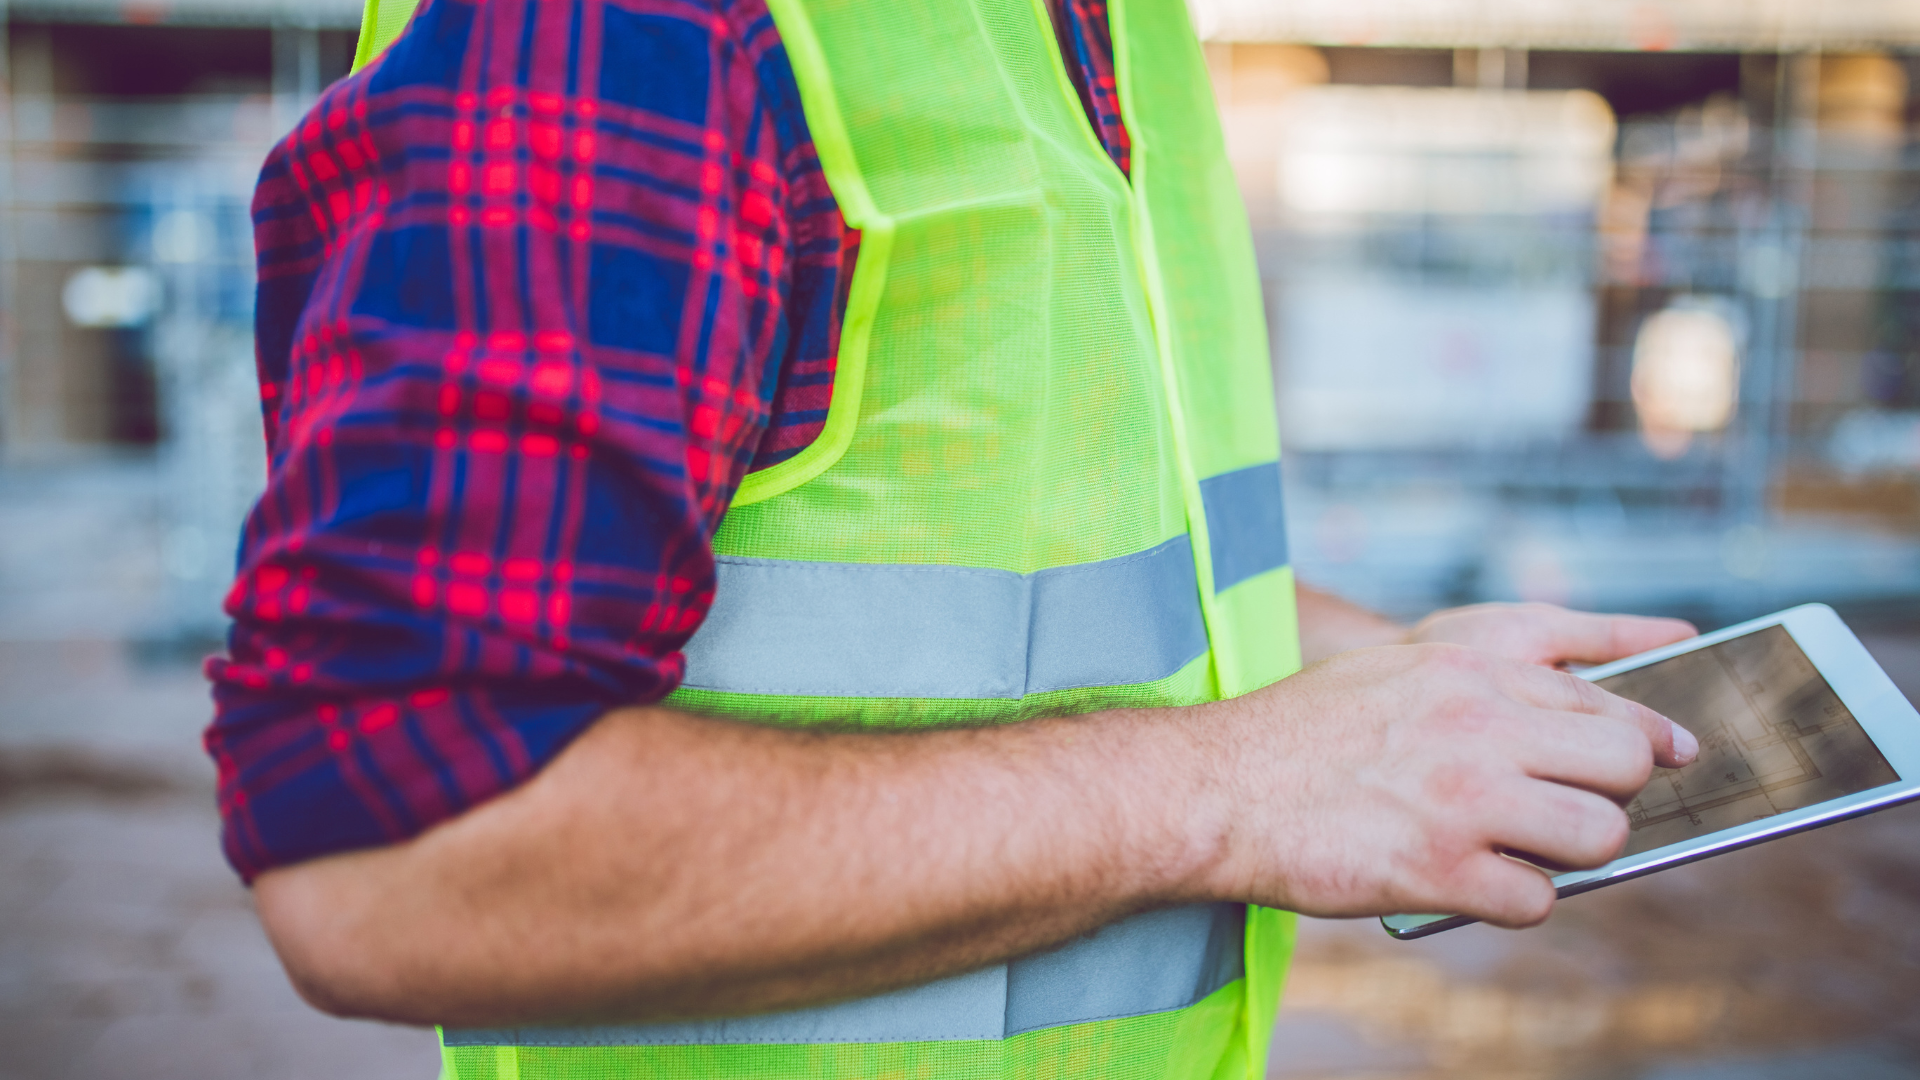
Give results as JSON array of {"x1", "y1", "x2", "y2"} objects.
[
  {"x1": 1607, "y1": 619, "x2": 1630, "y2": 658},
  {"x1": 1635, "y1": 702, "x2": 1674, "y2": 739},
  {"x1": 1592, "y1": 805, "x2": 1631, "y2": 858},
  {"x1": 1483, "y1": 870, "x2": 1555, "y2": 929},
  {"x1": 1512, "y1": 881, "x2": 1556, "y2": 926},
  {"x1": 1432, "y1": 693, "x2": 1502, "y2": 741},
  {"x1": 1559, "y1": 800, "x2": 1630, "y2": 866},
  {"x1": 1425, "y1": 642, "x2": 1483, "y2": 673},
  {"x1": 1421, "y1": 851, "x2": 1483, "y2": 904},
  {"x1": 1430, "y1": 690, "x2": 1476, "y2": 728},
  {"x1": 1622, "y1": 735, "x2": 1656, "y2": 785},
  {"x1": 1555, "y1": 669, "x2": 1602, "y2": 707},
  {"x1": 1420, "y1": 760, "x2": 1489, "y2": 809},
  {"x1": 1591, "y1": 724, "x2": 1654, "y2": 792}
]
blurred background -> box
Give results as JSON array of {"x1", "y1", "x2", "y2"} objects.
[{"x1": 0, "y1": 0, "x2": 1917, "y2": 1077}]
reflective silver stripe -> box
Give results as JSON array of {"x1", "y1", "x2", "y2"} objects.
[
  {"x1": 443, "y1": 903, "x2": 1245, "y2": 1048},
  {"x1": 1199, "y1": 462, "x2": 1289, "y2": 592},
  {"x1": 680, "y1": 536, "x2": 1208, "y2": 699},
  {"x1": 1004, "y1": 901, "x2": 1245, "y2": 1036}
]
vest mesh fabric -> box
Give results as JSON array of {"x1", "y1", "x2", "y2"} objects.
[
  {"x1": 717, "y1": 0, "x2": 1186, "y2": 580},
  {"x1": 1108, "y1": 0, "x2": 1299, "y2": 706},
  {"x1": 699, "y1": 0, "x2": 1299, "y2": 723},
  {"x1": 440, "y1": 990, "x2": 1261, "y2": 1079}
]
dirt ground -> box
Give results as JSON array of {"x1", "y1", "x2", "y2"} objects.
[{"x1": 3, "y1": 629, "x2": 1918, "y2": 1080}]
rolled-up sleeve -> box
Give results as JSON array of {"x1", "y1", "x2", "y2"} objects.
[{"x1": 206, "y1": 0, "x2": 847, "y2": 880}]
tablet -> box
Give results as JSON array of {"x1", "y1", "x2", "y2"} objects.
[{"x1": 1382, "y1": 603, "x2": 1920, "y2": 940}]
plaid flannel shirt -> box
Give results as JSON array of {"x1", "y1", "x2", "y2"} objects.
[{"x1": 207, "y1": 0, "x2": 1132, "y2": 880}]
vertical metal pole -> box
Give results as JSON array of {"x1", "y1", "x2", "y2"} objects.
[
  {"x1": 1724, "y1": 50, "x2": 1811, "y2": 617},
  {"x1": 272, "y1": 17, "x2": 323, "y2": 138},
  {"x1": 1764, "y1": 48, "x2": 1810, "y2": 503},
  {"x1": 301, "y1": 22, "x2": 320, "y2": 98}
]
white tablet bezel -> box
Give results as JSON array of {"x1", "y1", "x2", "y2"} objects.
[{"x1": 1382, "y1": 603, "x2": 1920, "y2": 940}]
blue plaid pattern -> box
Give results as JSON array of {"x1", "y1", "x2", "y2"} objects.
[{"x1": 207, "y1": 0, "x2": 1130, "y2": 880}]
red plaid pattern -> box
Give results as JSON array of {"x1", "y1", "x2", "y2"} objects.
[{"x1": 207, "y1": 0, "x2": 1130, "y2": 880}]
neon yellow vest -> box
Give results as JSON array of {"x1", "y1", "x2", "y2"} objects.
[{"x1": 354, "y1": 0, "x2": 1302, "y2": 1075}]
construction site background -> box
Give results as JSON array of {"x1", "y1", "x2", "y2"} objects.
[{"x1": 2, "y1": 1, "x2": 1918, "y2": 1077}]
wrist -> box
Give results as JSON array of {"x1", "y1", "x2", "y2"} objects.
[
  {"x1": 1354, "y1": 616, "x2": 1411, "y2": 650},
  {"x1": 1295, "y1": 583, "x2": 1408, "y2": 660},
  {"x1": 1114, "y1": 695, "x2": 1261, "y2": 906}
]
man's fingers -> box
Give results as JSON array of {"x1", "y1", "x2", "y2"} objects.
[
  {"x1": 1521, "y1": 607, "x2": 1697, "y2": 666},
  {"x1": 1485, "y1": 780, "x2": 1633, "y2": 870},
  {"x1": 1505, "y1": 710, "x2": 1659, "y2": 802},
  {"x1": 1496, "y1": 661, "x2": 1700, "y2": 770},
  {"x1": 1447, "y1": 851, "x2": 1558, "y2": 929},
  {"x1": 1402, "y1": 780, "x2": 1624, "y2": 928}
]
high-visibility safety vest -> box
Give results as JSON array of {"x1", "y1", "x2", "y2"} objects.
[{"x1": 353, "y1": 0, "x2": 1303, "y2": 1074}]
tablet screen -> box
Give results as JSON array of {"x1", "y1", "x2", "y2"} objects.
[{"x1": 1598, "y1": 624, "x2": 1901, "y2": 858}]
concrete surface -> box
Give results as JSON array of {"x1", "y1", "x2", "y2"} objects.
[
  {"x1": 0, "y1": 796, "x2": 440, "y2": 1080},
  {"x1": 0, "y1": 645, "x2": 441, "y2": 1080}
]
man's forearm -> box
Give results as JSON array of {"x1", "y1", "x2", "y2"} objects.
[
  {"x1": 256, "y1": 626, "x2": 1695, "y2": 1029},
  {"x1": 254, "y1": 699, "x2": 1237, "y2": 1027},
  {"x1": 1295, "y1": 582, "x2": 1404, "y2": 662}
]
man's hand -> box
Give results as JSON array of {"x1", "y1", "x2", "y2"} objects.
[
  {"x1": 1404, "y1": 601, "x2": 1696, "y2": 669},
  {"x1": 1207, "y1": 643, "x2": 1700, "y2": 928}
]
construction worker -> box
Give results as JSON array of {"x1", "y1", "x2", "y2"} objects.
[{"x1": 206, "y1": 0, "x2": 1700, "y2": 1076}]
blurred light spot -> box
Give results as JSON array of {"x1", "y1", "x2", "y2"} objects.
[
  {"x1": 1632, "y1": 304, "x2": 1740, "y2": 459},
  {"x1": 1276, "y1": 88, "x2": 1616, "y2": 218},
  {"x1": 1817, "y1": 53, "x2": 1909, "y2": 140},
  {"x1": 61, "y1": 266, "x2": 159, "y2": 329}
]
